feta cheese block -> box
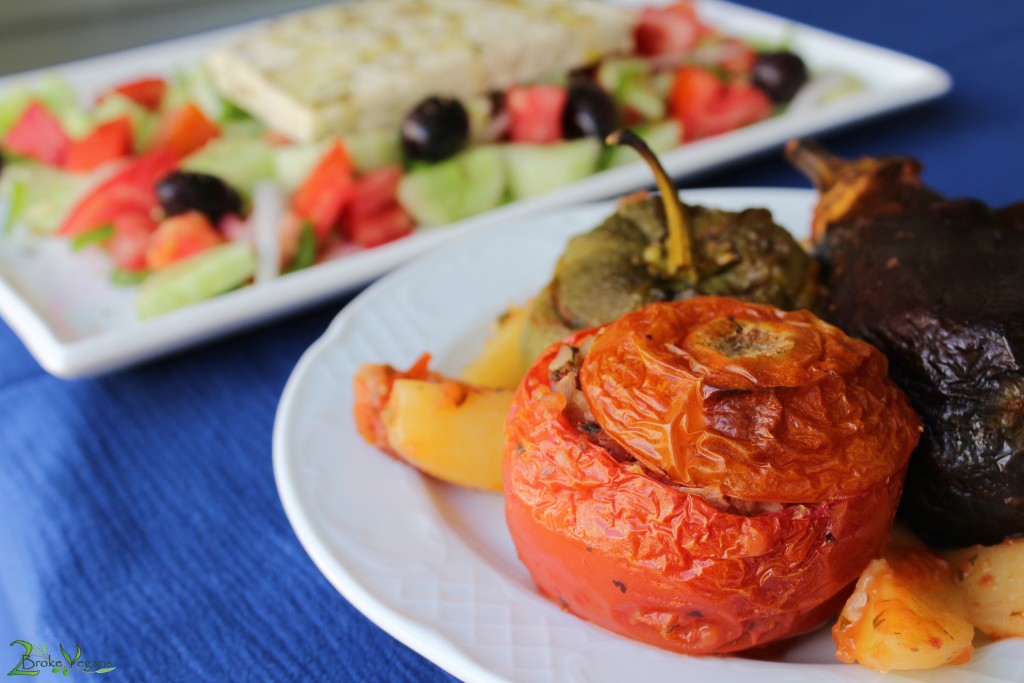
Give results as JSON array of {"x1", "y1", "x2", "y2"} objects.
[{"x1": 207, "y1": 0, "x2": 637, "y2": 142}]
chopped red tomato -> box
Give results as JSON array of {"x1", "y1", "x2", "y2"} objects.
[
  {"x1": 506, "y1": 86, "x2": 567, "y2": 143},
  {"x1": 64, "y1": 116, "x2": 133, "y2": 173},
  {"x1": 714, "y1": 37, "x2": 758, "y2": 75},
  {"x1": 669, "y1": 66, "x2": 722, "y2": 140},
  {"x1": 145, "y1": 211, "x2": 224, "y2": 270},
  {"x1": 701, "y1": 83, "x2": 772, "y2": 138},
  {"x1": 106, "y1": 77, "x2": 167, "y2": 111},
  {"x1": 346, "y1": 165, "x2": 403, "y2": 221},
  {"x1": 108, "y1": 211, "x2": 158, "y2": 271},
  {"x1": 59, "y1": 150, "x2": 178, "y2": 237},
  {"x1": 3, "y1": 102, "x2": 70, "y2": 165},
  {"x1": 291, "y1": 141, "x2": 355, "y2": 240},
  {"x1": 670, "y1": 67, "x2": 771, "y2": 141},
  {"x1": 151, "y1": 102, "x2": 219, "y2": 158},
  {"x1": 345, "y1": 205, "x2": 413, "y2": 248},
  {"x1": 634, "y1": 2, "x2": 704, "y2": 57}
]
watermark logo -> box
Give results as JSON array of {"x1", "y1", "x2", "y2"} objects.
[{"x1": 7, "y1": 641, "x2": 114, "y2": 676}]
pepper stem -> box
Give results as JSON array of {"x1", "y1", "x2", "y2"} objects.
[{"x1": 606, "y1": 129, "x2": 695, "y2": 283}]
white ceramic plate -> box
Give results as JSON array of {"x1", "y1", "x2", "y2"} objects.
[
  {"x1": 273, "y1": 188, "x2": 1024, "y2": 683},
  {"x1": 0, "y1": 0, "x2": 951, "y2": 377}
]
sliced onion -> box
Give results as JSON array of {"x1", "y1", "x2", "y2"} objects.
[{"x1": 249, "y1": 181, "x2": 284, "y2": 285}]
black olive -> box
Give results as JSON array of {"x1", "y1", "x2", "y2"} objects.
[
  {"x1": 751, "y1": 51, "x2": 809, "y2": 104},
  {"x1": 401, "y1": 97, "x2": 469, "y2": 162},
  {"x1": 156, "y1": 171, "x2": 243, "y2": 225},
  {"x1": 562, "y1": 82, "x2": 617, "y2": 139}
]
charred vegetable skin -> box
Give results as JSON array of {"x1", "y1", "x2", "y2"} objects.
[
  {"x1": 505, "y1": 297, "x2": 919, "y2": 654},
  {"x1": 788, "y1": 140, "x2": 1024, "y2": 547},
  {"x1": 522, "y1": 133, "x2": 818, "y2": 361}
]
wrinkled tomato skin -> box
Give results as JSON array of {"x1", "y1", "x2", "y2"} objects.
[{"x1": 504, "y1": 327, "x2": 908, "y2": 655}]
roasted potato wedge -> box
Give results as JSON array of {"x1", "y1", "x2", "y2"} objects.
[
  {"x1": 833, "y1": 533, "x2": 974, "y2": 672},
  {"x1": 381, "y1": 378, "x2": 512, "y2": 492},
  {"x1": 459, "y1": 302, "x2": 531, "y2": 390},
  {"x1": 945, "y1": 537, "x2": 1024, "y2": 639}
]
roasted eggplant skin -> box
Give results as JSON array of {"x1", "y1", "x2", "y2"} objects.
[
  {"x1": 816, "y1": 202, "x2": 1024, "y2": 547},
  {"x1": 505, "y1": 298, "x2": 919, "y2": 654},
  {"x1": 522, "y1": 196, "x2": 819, "y2": 362}
]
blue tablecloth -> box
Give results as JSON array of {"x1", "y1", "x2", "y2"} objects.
[{"x1": 2, "y1": 2, "x2": 1023, "y2": 680}]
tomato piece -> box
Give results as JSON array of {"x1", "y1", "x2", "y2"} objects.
[
  {"x1": 345, "y1": 165, "x2": 404, "y2": 221},
  {"x1": 504, "y1": 298, "x2": 920, "y2": 655},
  {"x1": 291, "y1": 141, "x2": 356, "y2": 240},
  {"x1": 2, "y1": 101, "x2": 70, "y2": 165},
  {"x1": 59, "y1": 150, "x2": 178, "y2": 236},
  {"x1": 700, "y1": 84, "x2": 772, "y2": 138},
  {"x1": 64, "y1": 116, "x2": 133, "y2": 173},
  {"x1": 144, "y1": 211, "x2": 224, "y2": 270},
  {"x1": 714, "y1": 37, "x2": 758, "y2": 75},
  {"x1": 107, "y1": 211, "x2": 158, "y2": 271},
  {"x1": 151, "y1": 102, "x2": 219, "y2": 158},
  {"x1": 669, "y1": 66, "x2": 722, "y2": 141},
  {"x1": 634, "y1": 2, "x2": 703, "y2": 57},
  {"x1": 106, "y1": 77, "x2": 167, "y2": 110},
  {"x1": 506, "y1": 86, "x2": 568, "y2": 143},
  {"x1": 345, "y1": 205, "x2": 413, "y2": 248},
  {"x1": 670, "y1": 67, "x2": 772, "y2": 141}
]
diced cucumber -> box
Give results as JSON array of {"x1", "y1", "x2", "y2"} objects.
[
  {"x1": 0, "y1": 86, "x2": 31, "y2": 137},
  {"x1": 503, "y1": 138, "x2": 602, "y2": 200},
  {"x1": 163, "y1": 63, "x2": 230, "y2": 123},
  {"x1": 651, "y1": 71, "x2": 676, "y2": 101},
  {"x1": 221, "y1": 118, "x2": 267, "y2": 140},
  {"x1": 183, "y1": 137, "x2": 276, "y2": 197},
  {"x1": 597, "y1": 57, "x2": 651, "y2": 96},
  {"x1": 597, "y1": 57, "x2": 666, "y2": 123},
  {"x1": 274, "y1": 141, "x2": 329, "y2": 192},
  {"x1": 397, "y1": 146, "x2": 506, "y2": 226},
  {"x1": 33, "y1": 74, "x2": 91, "y2": 138},
  {"x1": 135, "y1": 242, "x2": 256, "y2": 319},
  {"x1": 621, "y1": 81, "x2": 666, "y2": 121},
  {"x1": 603, "y1": 120, "x2": 683, "y2": 169},
  {"x1": 92, "y1": 93, "x2": 158, "y2": 152},
  {"x1": 344, "y1": 128, "x2": 402, "y2": 173},
  {"x1": 0, "y1": 162, "x2": 89, "y2": 233}
]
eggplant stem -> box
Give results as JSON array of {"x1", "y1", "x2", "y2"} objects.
[
  {"x1": 606, "y1": 129, "x2": 695, "y2": 283},
  {"x1": 785, "y1": 139, "x2": 841, "y2": 191}
]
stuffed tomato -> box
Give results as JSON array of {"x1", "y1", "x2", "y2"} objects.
[{"x1": 504, "y1": 297, "x2": 920, "y2": 654}]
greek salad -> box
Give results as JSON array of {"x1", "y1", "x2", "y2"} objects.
[{"x1": 0, "y1": 1, "x2": 857, "y2": 319}]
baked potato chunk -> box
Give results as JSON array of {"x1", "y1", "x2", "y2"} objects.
[
  {"x1": 945, "y1": 537, "x2": 1024, "y2": 639},
  {"x1": 459, "y1": 302, "x2": 531, "y2": 390},
  {"x1": 382, "y1": 378, "x2": 512, "y2": 492},
  {"x1": 833, "y1": 534, "x2": 974, "y2": 671}
]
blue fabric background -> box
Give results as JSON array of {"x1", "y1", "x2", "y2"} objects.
[{"x1": 2, "y1": 2, "x2": 1023, "y2": 681}]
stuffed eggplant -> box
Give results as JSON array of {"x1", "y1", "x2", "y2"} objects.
[{"x1": 788, "y1": 140, "x2": 1024, "y2": 547}]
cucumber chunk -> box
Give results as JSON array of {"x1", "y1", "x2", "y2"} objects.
[
  {"x1": 0, "y1": 162, "x2": 89, "y2": 233},
  {"x1": 397, "y1": 146, "x2": 506, "y2": 226},
  {"x1": 274, "y1": 142, "x2": 329, "y2": 192},
  {"x1": 503, "y1": 138, "x2": 601, "y2": 200},
  {"x1": 183, "y1": 137, "x2": 276, "y2": 197},
  {"x1": 135, "y1": 242, "x2": 256, "y2": 319},
  {"x1": 93, "y1": 93, "x2": 159, "y2": 152},
  {"x1": 344, "y1": 129, "x2": 402, "y2": 173}
]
